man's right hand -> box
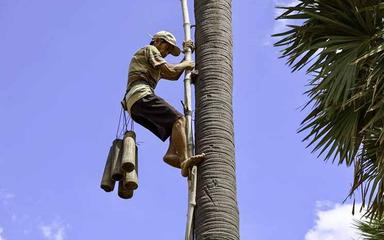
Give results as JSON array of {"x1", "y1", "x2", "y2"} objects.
[{"x1": 183, "y1": 60, "x2": 195, "y2": 70}]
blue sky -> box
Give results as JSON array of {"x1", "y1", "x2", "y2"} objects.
[{"x1": 0, "y1": 0, "x2": 363, "y2": 239}]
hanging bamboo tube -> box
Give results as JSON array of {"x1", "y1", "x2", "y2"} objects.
[
  {"x1": 118, "y1": 180, "x2": 134, "y2": 199},
  {"x1": 123, "y1": 170, "x2": 138, "y2": 190},
  {"x1": 100, "y1": 145, "x2": 115, "y2": 192},
  {"x1": 111, "y1": 139, "x2": 123, "y2": 181},
  {"x1": 136, "y1": 145, "x2": 138, "y2": 175},
  {"x1": 123, "y1": 145, "x2": 139, "y2": 190},
  {"x1": 121, "y1": 131, "x2": 136, "y2": 172}
]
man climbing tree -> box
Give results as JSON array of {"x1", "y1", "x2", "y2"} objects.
[{"x1": 123, "y1": 31, "x2": 204, "y2": 177}]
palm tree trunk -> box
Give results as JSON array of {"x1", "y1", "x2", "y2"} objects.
[{"x1": 194, "y1": 0, "x2": 239, "y2": 239}]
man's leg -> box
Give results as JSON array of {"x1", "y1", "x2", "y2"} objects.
[
  {"x1": 130, "y1": 94, "x2": 204, "y2": 176},
  {"x1": 170, "y1": 117, "x2": 205, "y2": 177},
  {"x1": 163, "y1": 136, "x2": 180, "y2": 168},
  {"x1": 170, "y1": 117, "x2": 188, "y2": 163}
]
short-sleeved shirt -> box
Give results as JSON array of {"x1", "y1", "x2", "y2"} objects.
[
  {"x1": 124, "y1": 45, "x2": 167, "y2": 112},
  {"x1": 127, "y1": 45, "x2": 166, "y2": 89}
]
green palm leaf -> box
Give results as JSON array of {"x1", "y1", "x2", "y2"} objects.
[
  {"x1": 273, "y1": 0, "x2": 384, "y2": 218},
  {"x1": 356, "y1": 215, "x2": 384, "y2": 239}
]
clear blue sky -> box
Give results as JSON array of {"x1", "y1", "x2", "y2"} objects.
[{"x1": 0, "y1": 0, "x2": 357, "y2": 239}]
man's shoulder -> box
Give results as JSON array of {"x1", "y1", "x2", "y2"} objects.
[
  {"x1": 144, "y1": 45, "x2": 161, "y2": 54},
  {"x1": 132, "y1": 45, "x2": 159, "y2": 59}
]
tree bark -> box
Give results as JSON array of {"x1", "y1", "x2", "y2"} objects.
[{"x1": 194, "y1": 0, "x2": 239, "y2": 239}]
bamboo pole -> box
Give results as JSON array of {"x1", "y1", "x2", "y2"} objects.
[
  {"x1": 180, "y1": 1, "x2": 197, "y2": 239},
  {"x1": 180, "y1": 0, "x2": 193, "y2": 158}
]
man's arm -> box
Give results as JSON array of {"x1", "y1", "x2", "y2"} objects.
[{"x1": 160, "y1": 61, "x2": 194, "y2": 80}]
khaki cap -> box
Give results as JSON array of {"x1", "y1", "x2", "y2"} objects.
[{"x1": 152, "y1": 31, "x2": 181, "y2": 56}]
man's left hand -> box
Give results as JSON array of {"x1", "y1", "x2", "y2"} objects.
[{"x1": 182, "y1": 40, "x2": 195, "y2": 53}]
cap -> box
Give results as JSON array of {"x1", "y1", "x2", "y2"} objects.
[{"x1": 151, "y1": 31, "x2": 181, "y2": 56}]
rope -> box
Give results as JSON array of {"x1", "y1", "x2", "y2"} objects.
[
  {"x1": 116, "y1": 105, "x2": 134, "y2": 139},
  {"x1": 115, "y1": 108, "x2": 124, "y2": 139}
]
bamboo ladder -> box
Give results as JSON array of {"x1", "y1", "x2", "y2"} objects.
[{"x1": 180, "y1": 0, "x2": 197, "y2": 239}]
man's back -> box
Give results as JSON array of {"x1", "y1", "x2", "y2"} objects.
[{"x1": 127, "y1": 45, "x2": 166, "y2": 90}]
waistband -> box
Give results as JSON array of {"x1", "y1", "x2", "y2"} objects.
[{"x1": 127, "y1": 75, "x2": 148, "y2": 92}]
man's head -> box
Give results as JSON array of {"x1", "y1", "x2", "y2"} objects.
[{"x1": 150, "y1": 31, "x2": 181, "y2": 57}]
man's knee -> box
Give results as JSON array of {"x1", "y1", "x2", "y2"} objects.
[{"x1": 173, "y1": 117, "x2": 186, "y2": 129}]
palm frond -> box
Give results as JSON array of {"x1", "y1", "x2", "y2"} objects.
[
  {"x1": 356, "y1": 215, "x2": 384, "y2": 239},
  {"x1": 273, "y1": 0, "x2": 384, "y2": 218}
]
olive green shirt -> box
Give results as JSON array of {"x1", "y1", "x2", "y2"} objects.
[{"x1": 124, "y1": 45, "x2": 167, "y2": 113}]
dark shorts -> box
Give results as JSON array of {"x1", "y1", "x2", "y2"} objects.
[{"x1": 130, "y1": 94, "x2": 183, "y2": 142}]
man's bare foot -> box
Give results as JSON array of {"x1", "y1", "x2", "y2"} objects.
[
  {"x1": 163, "y1": 153, "x2": 181, "y2": 168},
  {"x1": 181, "y1": 153, "x2": 206, "y2": 177},
  {"x1": 163, "y1": 139, "x2": 181, "y2": 168}
]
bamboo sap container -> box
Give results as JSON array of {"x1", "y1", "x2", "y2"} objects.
[
  {"x1": 118, "y1": 180, "x2": 134, "y2": 199},
  {"x1": 100, "y1": 145, "x2": 115, "y2": 192},
  {"x1": 111, "y1": 139, "x2": 123, "y2": 181},
  {"x1": 123, "y1": 145, "x2": 138, "y2": 190},
  {"x1": 121, "y1": 131, "x2": 136, "y2": 172}
]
